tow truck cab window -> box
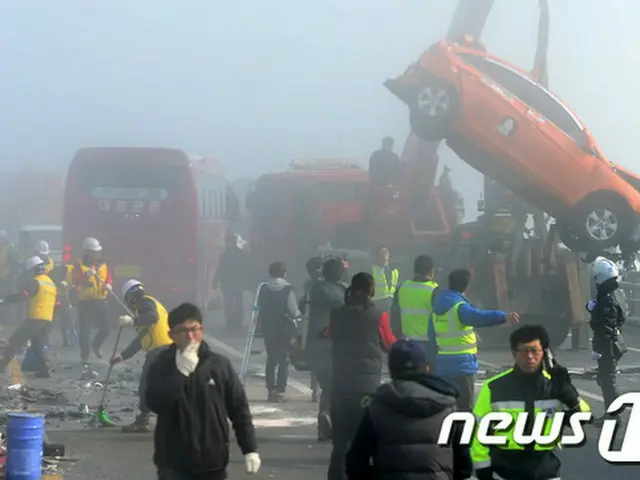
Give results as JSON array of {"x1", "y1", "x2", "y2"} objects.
[{"x1": 460, "y1": 54, "x2": 583, "y2": 142}]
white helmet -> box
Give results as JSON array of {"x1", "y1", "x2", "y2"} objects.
[
  {"x1": 25, "y1": 256, "x2": 44, "y2": 271},
  {"x1": 591, "y1": 256, "x2": 620, "y2": 286},
  {"x1": 122, "y1": 279, "x2": 143, "y2": 298},
  {"x1": 82, "y1": 237, "x2": 102, "y2": 252},
  {"x1": 35, "y1": 240, "x2": 50, "y2": 256}
]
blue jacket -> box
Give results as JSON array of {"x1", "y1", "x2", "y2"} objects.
[{"x1": 428, "y1": 289, "x2": 506, "y2": 377}]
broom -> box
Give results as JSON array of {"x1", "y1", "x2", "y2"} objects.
[
  {"x1": 88, "y1": 324, "x2": 123, "y2": 427},
  {"x1": 89, "y1": 284, "x2": 136, "y2": 427}
]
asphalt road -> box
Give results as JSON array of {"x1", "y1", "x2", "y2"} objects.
[{"x1": 4, "y1": 305, "x2": 640, "y2": 479}]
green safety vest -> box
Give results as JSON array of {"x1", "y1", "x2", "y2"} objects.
[
  {"x1": 433, "y1": 301, "x2": 477, "y2": 355},
  {"x1": 471, "y1": 368, "x2": 592, "y2": 471},
  {"x1": 371, "y1": 266, "x2": 399, "y2": 301},
  {"x1": 397, "y1": 280, "x2": 438, "y2": 339}
]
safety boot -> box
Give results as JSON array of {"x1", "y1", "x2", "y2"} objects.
[{"x1": 122, "y1": 416, "x2": 152, "y2": 433}]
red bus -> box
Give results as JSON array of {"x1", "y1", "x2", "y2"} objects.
[{"x1": 62, "y1": 147, "x2": 239, "y2": 310}]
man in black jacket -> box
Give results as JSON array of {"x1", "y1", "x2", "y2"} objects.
[
  {"x1": 146, "y1": 303, "x2": 260, "y2": 480},
  {"x1": 213, "y1": 233, "x2": 250, "y2": 333},
  {"x1": 346, "y1": 338, "x2": 472, "y2": 480},
  {"x1": 307, "y1": 258, "x2": 346, "y2": 441}
]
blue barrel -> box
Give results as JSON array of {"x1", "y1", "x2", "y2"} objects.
[{"x1": 6, "y1": 412, "x2": 44, "y2": 479}]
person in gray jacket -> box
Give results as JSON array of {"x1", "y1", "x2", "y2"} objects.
[
  {"x1": 307, "y1": 258, "x2": 347, "y2": 441},
  {"x1": 257, "y1": 261, "x2": 301, "y2": 402}
]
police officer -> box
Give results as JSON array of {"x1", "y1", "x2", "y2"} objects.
[
  {"x1": 71, "y1": 237, "x2": 113, "y2": 368},
  {"x1": 0, "y1": 256, "x2": 57, "y2": 378},
  {"x1": 109, "y1": 279, "x2": 173, "y2": 433},
  {"x1": 586, "y1": 256, "x2": 626, "y2": 413},
  {"x1": 391, "y1": 255, "x2": 437, "y2": 345},
  {"x1": 371, "y1": 245, "x2": 399, "y2": 312},
  {"x1": 472, "y1": 325, "x2": 591, "y2": 480}
]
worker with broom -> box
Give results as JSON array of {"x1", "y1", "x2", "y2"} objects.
[
  {"x1": 0, "y1": 256, "x2": 57, "y2": 378},
  {"x1": 109, "y1": 278, "x2": 172, "y2": 433}
]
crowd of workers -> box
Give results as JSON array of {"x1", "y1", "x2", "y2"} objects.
[{"x1": 0, "y1": 222, "x2": 629, "y2": 479}]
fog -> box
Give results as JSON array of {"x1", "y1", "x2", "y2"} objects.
[{"x1": 2, "y1": 0, "x2": 639, "y2": 218}]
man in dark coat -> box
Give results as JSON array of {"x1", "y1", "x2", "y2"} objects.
[
  {"x1": 346, "y1": 339, "x2": 473, "y2": 480},
  {"x1": 307, "y1": 258, "x2": 346, "y2": 441},
  {"x1": 146, "y1": 302, "x2": 260, "y2": 479},
  {"x1": 213, "y1": 233, "x2": 250, "y2": 333},
  {"x1": 369, "y1": 136, "x2": 401, "y2": 186}
]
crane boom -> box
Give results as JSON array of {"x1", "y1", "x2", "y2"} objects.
[{"x1": 446, "y1": 0, "x2": 495, "y2": 40}]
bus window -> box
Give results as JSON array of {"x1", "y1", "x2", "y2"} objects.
[{"x1": 75, "y1": 164, "x2": 187, "y2": 221}]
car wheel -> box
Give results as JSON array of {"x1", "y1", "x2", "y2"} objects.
[
  {"x1": 409, "y1": 77, "x2": 459, "y2": 141},
  {"x1": 575, "y1": 197, "x2": 632, "y2": 251}
]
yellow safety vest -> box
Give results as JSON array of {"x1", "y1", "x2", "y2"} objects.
[
  {"x1": 28, "y1": 273, "x2": 57, "y2": 321},
  {"x1": 76, "y1": 262, "x2": 110, "y2": 300},
  {"x1": 471, "y1": 368, "x2": 592, "y2": 470},
  {"x1": 0, "y1": 247, "x2": 12, "y2": 280},
  {"x1": 433, "y1": 301, "x2": 477, "y2": 355},
  {"x1": 397, "y1": 280, "x2": 438, "y2": 339},
  {"x1": 136, "y1": 295, "x2": 173, "y2": 352},
  {"x1": 372, "y1": 266, "x2": 399, "y2": 301},
  {"x1": 43, "y1": 256, "x2": 54, "y2": 275}
]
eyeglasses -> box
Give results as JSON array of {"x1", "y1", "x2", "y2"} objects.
[
  {"x1": 172, "y1": 325, "x2": 203, "y2": 336},
  {"x1": 516, "y1": 347, "x2": 543, "y2": 356}
]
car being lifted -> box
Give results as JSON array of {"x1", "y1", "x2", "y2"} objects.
[{"x1": 385, "y1": 35, "x2": 640, "y2": 259}]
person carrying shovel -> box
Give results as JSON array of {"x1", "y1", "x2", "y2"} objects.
[{"x1": 109, "y1": 279, "x2": 173, "y2": 433}]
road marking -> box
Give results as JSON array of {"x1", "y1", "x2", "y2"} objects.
[
  {"x1": 252, "y1": 418, "x2": 317, "y2": 428},
  {"x1": 478, "y1": 360, "x2": 605, "y2": 403},
  {"x1": 205, "y1": 334, "x2": 313, "y2": 396}
]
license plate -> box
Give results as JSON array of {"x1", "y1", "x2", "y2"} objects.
[{"x1": 114, "y1": 265, "x2": 141, "y2": 278}]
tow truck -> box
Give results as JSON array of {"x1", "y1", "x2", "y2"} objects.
[{"x1": 246, "y1": 152, "x2": 460, "y2": 285}]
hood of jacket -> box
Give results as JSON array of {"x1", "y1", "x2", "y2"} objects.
[
  {"x1": 432, "y1": 289, "x2": 467, "y2": 316},
  {"x1": 374, "y1": 373, "x2": 458, "y2": 418},
  {"x1": 265, "y1": 277, "x2": 291, "y2": 292}
]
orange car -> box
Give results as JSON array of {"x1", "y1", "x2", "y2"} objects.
[{"x1": 385, "y1": 37, "x2": 640, "y2": 254}]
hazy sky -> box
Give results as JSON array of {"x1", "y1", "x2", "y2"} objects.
[{"x1": 2, "y1": 1, "x2": 638, "y2": 211}]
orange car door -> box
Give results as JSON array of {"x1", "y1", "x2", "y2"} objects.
[
  {"x1": 525, "y1": 86, "x2": 596, "y2": 204},
  {"x1": 461, "y1": 57, "x2": 566, "y2": 199}
]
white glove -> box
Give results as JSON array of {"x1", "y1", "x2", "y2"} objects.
[
  {"x1": 60, "y1": 280, "x2": 68, "y2": 288},
  {"x1": 586, "y1": 299, "x2": 597, "y2": 312},
  {"x1": 104, "y1": 283, "x2": 113, "y2": 292},
  {"x1": 119, "y1": 315, "x2": 134, "y2": 327},
  {"x1": 86, "y1": 268, "x2": 97, "y2": 276},
  {"x1": 175, "y1": 342, "x2": 200, "y2": 376},
  {"x1": 244, "y1": 452, "x2": 261, "y2": 474}
]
